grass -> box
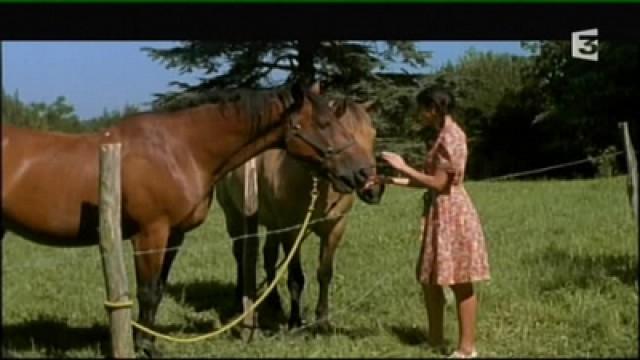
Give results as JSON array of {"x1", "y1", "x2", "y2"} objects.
[{"x1": 2, "y1": 176, "x2": 638, "y2": 358}]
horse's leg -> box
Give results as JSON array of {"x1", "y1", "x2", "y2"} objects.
[
  {"x1": 225, "y1": 217, "x2": 245, "y2": 312},
  {"x1": 230, "y1": 214, "x2": 259, "y2": 331},
  {"x1": 242, "y1": 214, "x2": 259, "y2": 330},
  {"x1": 132, "y1": 220, "x2": 174, "y2": 358},
  {"x1": 160, "y1": 231, "x2": 184, "y2": 281},
  {"x1": 315, "y1": 218, "x2": 347, "y2": 332},
  {"x1": 281, "y1": 233, "x2": 305, "y2": 329},
  {"x1": 259, "y1": 231, "x2": 286, "y2": 328}
]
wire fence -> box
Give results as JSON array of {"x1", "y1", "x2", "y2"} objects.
[
  {"x1": 480, "y1": 151, "x2": 625, "y2": 182},
  {"x1": 133, "y1": 149, "x2": 632, "y2": 257},
  {"x1": 3, "y1": 150, "x2": 632, "y2": 270},
  {"x1": 2, "y1": 148, "x2": 636, "y2": 337}
]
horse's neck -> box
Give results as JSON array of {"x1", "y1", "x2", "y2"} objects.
[
  {"x1": 215, "y1": 125, "x2": 286, "y2": 182},
  {"x1": 183, "y1": 104, "x2": 287, "y2": 185}
]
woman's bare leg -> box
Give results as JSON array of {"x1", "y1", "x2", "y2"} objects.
[
  {"x1": 422, "y1": 284, "x2": 445, "y2": 346},
  {"x1": 450, "y1": 282, "x2": 477, "y2": 355}
]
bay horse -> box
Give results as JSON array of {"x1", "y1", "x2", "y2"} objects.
[
  {"x1": 1, "y1": 83, "x2": 377, "y2": 357},
  {"x1": 215, "y1": 98, "x2": 384, "y2": 333}
]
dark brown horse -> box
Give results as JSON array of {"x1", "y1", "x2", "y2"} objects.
[
  {"x1": 215, "y1": 98, "x2": 384, "y2": 333},
  {"x1": 1, "y1": 83, "x2": 376, "y2": 356}
]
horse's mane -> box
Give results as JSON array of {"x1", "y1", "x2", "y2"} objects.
[
  {"x1": 330, "y1": 97, "x2": 373, "y2": 129},
  {"x1": 149, "y1": 85, "x2": 306, "y2": 136},
  {"x1": 161, "y1": 86, "x2": 292, "y2": 112},
  {"x1": 217, "y1": 87, "x2": 296, "y2": 127}
]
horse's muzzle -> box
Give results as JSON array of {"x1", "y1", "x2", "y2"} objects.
[{"x1": 356, "y1": 181, "x2": 385, "y2": 204}]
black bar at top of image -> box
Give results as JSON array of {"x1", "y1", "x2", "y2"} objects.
[{"x1": 0, "y1": 4, "x2": 637, "y2": 40}]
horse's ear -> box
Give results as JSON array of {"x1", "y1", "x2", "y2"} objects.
[
  {"x1": 309, "y1": 82, "x2": 321, "y2": 95},
  {"x1": 290, "y1": 81, "x2": 305, "y2": 110},
  {"x1": 333, "y1": 99, "x2": 347, "y2": 119},
  {"x1": 362, "y1": 99, "x2": 378, "y2": 114}
]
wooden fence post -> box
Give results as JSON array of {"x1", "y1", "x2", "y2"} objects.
[
  {"x1": 241, "y1": 157, "x2": 259, "y2": 335},
  {"x1": 619, "y1": 122, "x2": 638, "y2": 226},
  {"x1": 99, "y1": 143, "x2": 135, "y2": 358}
]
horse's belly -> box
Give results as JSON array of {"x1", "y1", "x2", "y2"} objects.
[
  {"x1": 2, "y1": 215, "x2": 98, "y2": 247},
  {"x1": 176, "y1": 194, "x2": 213, "y2": 232},
  {"x1": 2, "y1": 187, "x2": 99, "y2": 246}
]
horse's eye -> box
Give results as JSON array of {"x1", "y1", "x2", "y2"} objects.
[
  {"x1": 316, "y1": 115, "x2": 331, "y2": 128},
  {"x1": 289, "y1": 114, "x2": 303, "y2": 130}
]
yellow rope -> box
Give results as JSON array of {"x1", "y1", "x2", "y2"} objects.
[
  {"x1": 129, "y1": 177, "x2": 320, "y2": 344},
  {"x1": 104, "y1": 299, "x2": 134, "y2": 310}
]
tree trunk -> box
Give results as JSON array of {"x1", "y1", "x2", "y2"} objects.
[{"x1": 295, "y1": 41, "x2": 319, "y2": 86}]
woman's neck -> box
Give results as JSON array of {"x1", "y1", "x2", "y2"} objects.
[{"x1": 434, "y1": 115, "x2": 449, "y2": 131}]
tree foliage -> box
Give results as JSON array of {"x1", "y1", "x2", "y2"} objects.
[
  {"x1": 143, "y1": 41, "x2": 430, "y2": 108},
  {"x1": 5, "y1": 40, "x2": 636, "y2": 181},
  {"x1": 522, "y1": 41, "x2": 639, "y2": 158},
  {"x1": 2, "y1": 91, "x2": 82, "y2": 132},
  {"x1": 1, "y1": 89, "x2": 140, "y2": 133}
]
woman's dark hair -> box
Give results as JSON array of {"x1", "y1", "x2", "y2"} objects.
[{"x1": 415, "y1": 86, "x2": 456, "y2": 115}]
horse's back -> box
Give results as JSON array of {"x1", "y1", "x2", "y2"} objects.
[
  {"x1": 2, "y1": 124, "x2": 106, "y2": 244},
  {"x1": 2, "y1": 124, "x2": 102, "y2": 199}
]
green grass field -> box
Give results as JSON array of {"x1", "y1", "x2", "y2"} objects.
[{"x1": 2, "y1": 176, "x2": 638, "y2": 358}]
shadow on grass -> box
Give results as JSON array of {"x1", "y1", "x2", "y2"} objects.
[
  {"x1": 2, "y1": 316, "x2": 110, "y2": 357},
  {"x1": 387, "y1": 324, "x2": 426, "y2": 346},
  {"x1": 1, "y1": 314, "x2": 226, "y2": 358},
  {"x1": 166, "y1": 279, "x2": 379, "y2": 341},
  {"x1": 167, "y1": 278, "x2": 289, "y2": 339},
  {"x1": 166, "y1": 279, "x2": 238, "y2": 323},
  {"x1": 166, "y1": 280, "x2": 375, "y2": 339},
  {"x1": 289, "y1": 323, "x2": 378, "y2": 340},
  {"x1": 164, "y1": 278, "x2": 286, "y2": 340},
  {"x1": 534, "y1": 245, "x2": 638, "y2": 292}
]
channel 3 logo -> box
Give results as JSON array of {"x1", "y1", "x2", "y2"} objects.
[{"x1": 572, "y1": 28, "x2": 598, "y2": 61}]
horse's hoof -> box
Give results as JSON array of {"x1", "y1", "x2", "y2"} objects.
[
  {"x1": 314, "y1": 319, "x2": 334, "y2": 334},
  {"x1": 287, "y1": 317, "x2": 304, "y2": 330},
  {"x1": 240, "y1": 327, "x2": 256, "y2": 343},
  {"x1": 137, "y1": 346, "x2": 162, "y2": 359},
  {"x1": 259, "y1": 325, "x2": 281, "y2": 338},
  {"x1": 135, "y1": 339, "x2": 162, "y2": 358},
  {"x1": 231, "y1": 324, "x2": 256, "y2": 343}
]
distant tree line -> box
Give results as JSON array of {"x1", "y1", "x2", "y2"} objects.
[
  {"x1": 3, "y1": 41, "x2": 637, "y2": 180},
  {"x1": 2, "y1": 90, "x2": 140, "y2": 133}
]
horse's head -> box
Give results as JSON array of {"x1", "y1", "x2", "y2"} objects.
[
  {"x1": 283, "y1": 82, "x2": 375, "y2": 194},
  {"x1": 329, "y1": 98, "x2": 385, "y2": 204}
]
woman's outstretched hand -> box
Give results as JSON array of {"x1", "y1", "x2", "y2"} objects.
[{"x1": 381, "y1": 151, "x2": 408, "y2": 172}]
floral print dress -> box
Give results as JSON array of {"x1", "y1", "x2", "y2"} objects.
[{"x1": 416, "y1": 116, "x2": 490, "y2": 286}]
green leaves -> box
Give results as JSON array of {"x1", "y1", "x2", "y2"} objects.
[
  {"x1": 143, "y1": 41, "x2": 430, "y2": 112},
  {"x1": 2, "y1": 90, "x2": 80, "y2": 132},
  {"x1": 1, "y1": 89, "x2": 141, "y2": 133}
]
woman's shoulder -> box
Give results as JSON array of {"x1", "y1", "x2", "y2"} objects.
[{"x1": 445, "y1": 118, "x2": 467, "y2": 143}]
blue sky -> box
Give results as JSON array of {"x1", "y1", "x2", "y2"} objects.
[{"x1": 2, "y1": 41, "x2": 529, "y2": 120}]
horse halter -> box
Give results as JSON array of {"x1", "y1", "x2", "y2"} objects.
[{"x1": 286, "y1": 114, "x2": 356, "y2": 163}]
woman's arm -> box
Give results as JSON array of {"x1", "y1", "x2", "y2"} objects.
[
  {"x1": 379, "y1": 151, "x2": 452, "y2": 193},
  {"x1": 387, "y1": 167, "x2": 450, "y2": 192}
]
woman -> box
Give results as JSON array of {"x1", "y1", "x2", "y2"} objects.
[{"x1": 367, "y1": 86, "x2": 490, "y2": 358}]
